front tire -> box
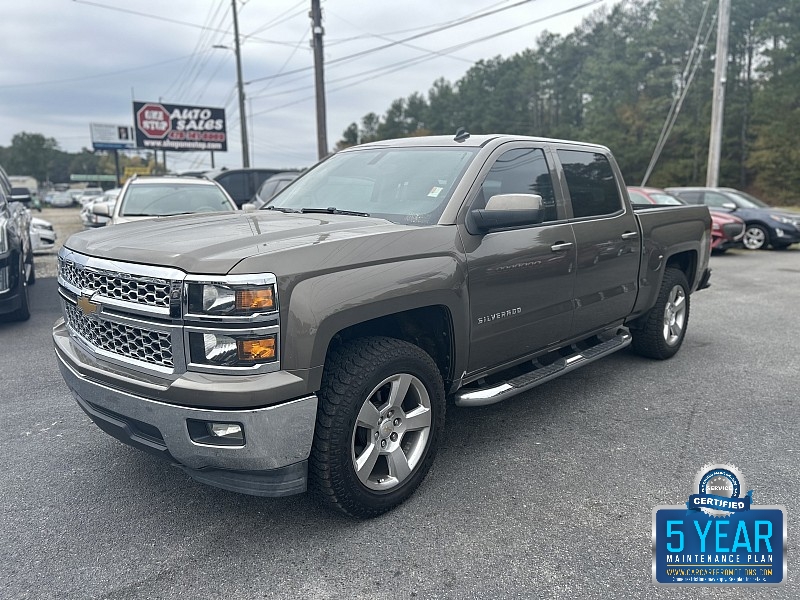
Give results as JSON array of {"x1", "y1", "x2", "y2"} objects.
[
  {"x1": 6, "y1": 257, "x2": 31, "y2": 322},
  {"x1": 742, "y1": 224, "x2": 769, "y2": 250},
  {"x1": 310, "y1": 337, "x2": 445, "y2": 518},
  {"x1": 631, "y1": 268, "x2": 690, "y2": 360}
]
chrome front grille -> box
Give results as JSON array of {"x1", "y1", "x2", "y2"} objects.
[
  {"x1": 59, "y1": 257, "x2": 171, "y2": 309},
  {"x1": 64, "y1": 302, "x2": 174, "y2": 368}
]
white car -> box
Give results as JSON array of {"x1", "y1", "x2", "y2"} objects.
[
  {"x1": 30, "y1": 217, "x2": 57, "y2": 252},
  {"x1": 49, "y1": 191, "x2": 75, "y2": 208},
  {"x1": 93, "y1": 176, "x2": 237, "y2": 225},
  {"x1": 81, "y1": 188, "x2": 121, "y2": 228},
  {"x1": 76, "y1": 187, "x2": 104, "y2": 206}
]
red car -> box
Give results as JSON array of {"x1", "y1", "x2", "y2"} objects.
[{"x1": 628, "y1": 186, "x2": 745, "y2": 252}]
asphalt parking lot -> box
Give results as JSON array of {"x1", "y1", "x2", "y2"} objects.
[{"x1": 2, "y1": 214, "x2": 797, "y2": 599}]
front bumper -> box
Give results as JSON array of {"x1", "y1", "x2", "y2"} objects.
[
  {"x1": 770, "y1": 224, "x2": 800, "y2": 245},
  {"x1": 54, "y1": 319, "x2": 318, "y2": 497}
]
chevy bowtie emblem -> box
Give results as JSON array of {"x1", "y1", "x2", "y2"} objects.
[{"x1": 77, "y1": 295, "x2": 100, "y2": 316}]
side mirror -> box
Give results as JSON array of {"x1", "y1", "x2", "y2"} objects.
[
  {"x1": 92, "y1": 203, "x2": 110, "y2": 217},
  {"x1": 10, "y1": 187, "x2": 32, "y2": 204},
  {"x1": 470, "y1": 193, "x2": 545, "y2": 233},
  {"x1": 721, "y1": 202, "x2": 737, "y2": 210},
  {"x1": 242, "y1": 203, "x2": 256, "y2": 212}
]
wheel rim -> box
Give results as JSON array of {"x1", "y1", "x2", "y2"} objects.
[
  {"x1": 742, "y1": 226, "x2": 766, "y2": 250},
  {"x1": 350, "y1": 373, "x2": 432, "y2": 491},
  {"x1": 662, "y1": 285, "x2": 687, "y2": 346}
]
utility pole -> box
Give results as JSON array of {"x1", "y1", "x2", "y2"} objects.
[
  {"x1": 311, "y1": 0, "x2": 328, "y2": 159},
  {"x1": 706, "y1": 0, "x2": 731, "y2": 187},
  {"x1": 231, "y1": 0, "x2": 250, "y2": 167}
]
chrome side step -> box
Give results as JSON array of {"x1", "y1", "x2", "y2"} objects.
[{"x1": 454, "y1": 331, "x2": 632, "y2": 407}]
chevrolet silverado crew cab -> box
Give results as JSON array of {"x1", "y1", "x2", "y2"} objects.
[{"x1": 54, "y1": 134, "x2": 711, "y2": 517}]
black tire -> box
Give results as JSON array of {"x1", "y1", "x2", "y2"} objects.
[
  {"x1": 742, "y1": 224, "x2": 769, "y2": 250},
  {"x1": 7, "y1": 257, "x2": 31, "y2": 322},
  {"x1": 631, "y1": 267, "x2": 689, "y2": 360},
  {"x1": 26, "y1": 254, "x2": 36, "y2": 285},
  {"x1": 310, "y1": 336, "x2": 445, "y2": 518}
]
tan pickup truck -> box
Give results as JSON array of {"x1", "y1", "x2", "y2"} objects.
[{"x1": 54, "y1": 133, "x2": 711, "y2": 517}]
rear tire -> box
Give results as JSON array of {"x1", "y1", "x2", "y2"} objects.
[
  {"x1": 631, "y1": 268, "x2": 689, "y2": 360},
  {"x1": 310, "y1": 336, "x2": 445, "y2": 518}
]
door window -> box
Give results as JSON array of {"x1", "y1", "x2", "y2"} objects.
[
  {"x1": 476, "y1": 147, "x2": 557, "y2": 222},
  {"x1": 558, "y1": 150, "x2": 622, "y2": 218},
  {"x1": 701, "y1": 192, "x2": 733, "y2": 208}
]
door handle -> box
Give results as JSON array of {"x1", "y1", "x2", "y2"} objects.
[
  {"x1": 550, "y1": 242, "x2": 574, "y2": 252},
  {"x1": 621, "y1": 231, "x2": 639, "y2": 240}
]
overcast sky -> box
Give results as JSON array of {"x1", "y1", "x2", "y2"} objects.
[{"x1": 1, "y1": 0, "x2": 613, "y2": 173}]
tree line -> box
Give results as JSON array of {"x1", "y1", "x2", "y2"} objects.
[
  {"x1": 336, "y1": 0, "x2": 800, "y2": 204},
  {"x1": 0, "y1": 132, "x2": 160, "y2": 187}
]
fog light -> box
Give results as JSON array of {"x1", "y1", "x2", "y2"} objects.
[
  {"x1": 238, "y1": 337, "x2": 276, "y2": 361},
  {"x1": 210, "y1": 423, "x2": 243, "y2": 438},
  {"x1": 187, "y1": 419, "x2": 245, "y2": 446}
]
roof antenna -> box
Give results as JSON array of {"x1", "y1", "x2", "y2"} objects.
[{"x1": 454, "y1": 127, "x2": 470, "y2": 142}]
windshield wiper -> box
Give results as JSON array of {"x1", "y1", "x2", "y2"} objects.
[
  {"x1": 263, "y1": 205, "x2": 300, "y2": 213},
  {"x1": 300, "y1": 207, "x2": 371, "y2": 217}
]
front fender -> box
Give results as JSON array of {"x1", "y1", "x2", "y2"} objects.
[{"x1": 282, "y1": 255, "x2": 469, "y2": 391}]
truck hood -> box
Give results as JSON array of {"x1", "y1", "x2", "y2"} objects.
[{"x1": 64, "y1": 211, "x2": 417, "y2": 274}]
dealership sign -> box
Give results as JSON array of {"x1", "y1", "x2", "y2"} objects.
[{"x1": 132, "y1": 101, "x2": 227, "y2": 152}]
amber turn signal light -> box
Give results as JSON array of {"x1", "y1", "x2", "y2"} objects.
[{"x1": 235, "y1": 287, "x2": 275, "y2": 311}]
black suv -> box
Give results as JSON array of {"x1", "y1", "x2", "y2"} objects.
[
  {"x1": 209, "y1": 168, "x2": 301, "y2": 207},
  {"x1": 0, "y1": 164, "x2": 35, "y2": 321}
]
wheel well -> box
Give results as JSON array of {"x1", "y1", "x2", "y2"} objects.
[
  {"x1": 326, "y1": 306, "x2": 454, "y2": 386},
  {"x1": 665, "y1": 251, "x2": 697, "y2": 288}
]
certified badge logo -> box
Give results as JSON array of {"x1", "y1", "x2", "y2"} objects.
[
  {"x1": 689, "y1": 463, "x2": 751, "y2": 517},
  {"x1": 652, "y1": 462, "x2": 786, "y2": 586}
]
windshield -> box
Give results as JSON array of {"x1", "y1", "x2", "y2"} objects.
[
  {"x1": 120, "y1": 183, "x2": 235, "y2": 216},
  {"x1": 266, "y1": 147, "x2": 477, "y2": 226},
  {"x1": 725, "y1": 190, "x2": 770, "y2": 208}
]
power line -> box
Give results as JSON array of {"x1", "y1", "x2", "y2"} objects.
[
  {"x1": 245, "y1": 0, "x2": 542, "y2": 85},
  {"x1": 641, "y1": 1, "x2": 717, "y2": 186},
  {"x1": 324, "y1": 0, "x2": 514, "y2": 46},
  {"x1": 164, "y1": 0, "x2": 229, "y2": 100},
  {"x1": 249, "y1": 0, "x2": 604, "y2": 119},
  {"x1": 0, "y1": 54, "x2": 197, "y2": 89},
  {"x1": 71, "y1": 0, "x2": 305, "y2": 47},
  {"x1": 243, "y1": 0, "x2": 307, "y2": 39}
]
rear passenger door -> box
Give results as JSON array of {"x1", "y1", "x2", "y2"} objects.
[
  {"x1": 556, "y1": 148, "x2": 640, "y2": 338},
  {"x1": 463, "y1": 145, "x2": 576, "y2": 374}
]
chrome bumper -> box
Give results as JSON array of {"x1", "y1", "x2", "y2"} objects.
[{"x1": 54, "y1": 319, "x2": 318, "y2": 496}]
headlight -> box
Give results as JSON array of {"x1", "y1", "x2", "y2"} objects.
[
  {"x1": 188, "y1": 332, "x2": 277, "y2": 366},
  {"x1": 187, "y1": 282, "x2": 276, "y2": 316},
  {"x1": 769, "y1": 214, "x2": 797, "y2": 227},
  {"x1": 0, "y1": 220, "x2": 7, "y2": 253},
  {"x1": 712, "y1": 222, "x2": 721, "y2": 230}
]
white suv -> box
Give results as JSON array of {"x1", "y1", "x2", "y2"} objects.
[{"x1": 92, "y1": 176, "x2": 237, "y2": 226}]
